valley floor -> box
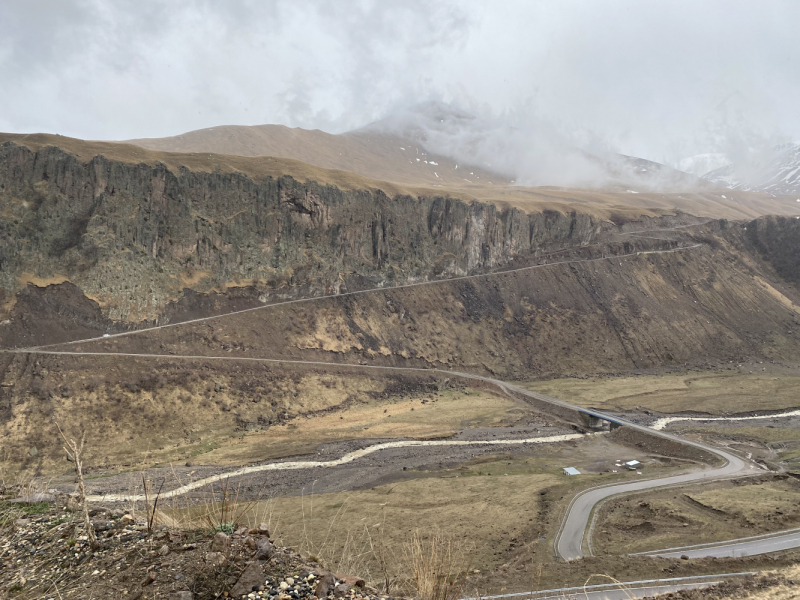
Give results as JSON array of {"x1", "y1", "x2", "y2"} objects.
[{"x1": 9, "y1": 367, "x2": 795, "y2": 595}]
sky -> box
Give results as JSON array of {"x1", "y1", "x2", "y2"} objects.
[{"x1": 1, "y1": 0, "x2": 799, "y2": 170}]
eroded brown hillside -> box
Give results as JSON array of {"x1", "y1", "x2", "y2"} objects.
[
  {"x1": 61, "y1": 222, "x2": 800, "y2": 378},
  {"x1": 3, "y1": 138, "x2": 797, "y2": 332}
]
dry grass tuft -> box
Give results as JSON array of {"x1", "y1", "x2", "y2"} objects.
[
  {"x1": 156, "y1": 473, "x2": 270, "y2": 534},
  {"x1": 403, "y1": 530, "x2": 473, "y2": 600}
]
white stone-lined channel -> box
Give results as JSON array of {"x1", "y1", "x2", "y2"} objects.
[
  {"x1": 86, "y1": 432, "x2": 601, "y2": 502},
  {"x1": 651, "y1": 409, "x2": 800, "y2": 431}
]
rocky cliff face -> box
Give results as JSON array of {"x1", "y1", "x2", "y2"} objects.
[
  {"x1": 745, "y1": 215, "x2": 800, "y2": 284},
  {"x1": 0, "y1": 142, "x2": 598, "y2": 323}
]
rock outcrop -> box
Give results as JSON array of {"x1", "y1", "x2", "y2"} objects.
[
  {"x1": 744, "y1": 215, "x2": 800, "y2": 284},
  {"x1": 0, "y1": 142, "x2": 598, "y2": 324}
]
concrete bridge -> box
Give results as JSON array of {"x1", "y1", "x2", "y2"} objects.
[{"x1": 578, "y1": 409, "x2": 625, "y2": 430}]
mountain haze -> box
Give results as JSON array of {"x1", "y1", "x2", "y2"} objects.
[
  {"x1": 126, "y1": 103, "x2": 705, "y2": 193},
  {"x1": 704, "y1": 143, "x2": 800, "y2": 196}
]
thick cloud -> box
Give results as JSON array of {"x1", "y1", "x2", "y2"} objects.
[{"x1": 1, "y1": 0, "x2": 798, "y2": 169}]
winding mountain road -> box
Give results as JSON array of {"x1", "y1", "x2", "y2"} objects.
[
  {"x1": 14, "y1": 349, "x2": 784, "y2": 560},
  {"x1": 7, "y1": 230, "x2": 800, "y2": 564},
  {"x1": 470, "y1": 381, "x2": 760, "y2": 560}
]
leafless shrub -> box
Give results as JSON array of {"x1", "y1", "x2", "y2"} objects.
[
  {"x1": 141, "y1": 474, "x2": 165, "y2": 533},
  {"x1": 161, "y1": 475, "x2": 265, "y2": 534},
  {"x1": 290, "y1": 490, "x2": 375, "y2": 583},
  {"x1": 55, "y1": 424, "x2": 100, "y2": 551},
  {"x1": 365, "y1": 506, "x2": 394, "y2": 594}
]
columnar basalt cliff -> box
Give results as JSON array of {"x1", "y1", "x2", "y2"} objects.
[
  {"x1": 744, "y1": 215, "x2": 800, "y2": 284},
  {"x1": 0, "y1": 142, "x2": 598, "y2": 324}
]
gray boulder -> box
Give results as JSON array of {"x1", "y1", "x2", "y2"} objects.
[
  {"x1": 255, "y1": 538, "x2": 274, "y2": 560},
  {"x1": 229, "y1": 562, "x2": 266, "y2": 597}
]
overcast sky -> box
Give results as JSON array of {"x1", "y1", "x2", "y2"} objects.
[{"x1": 1, "y1": 0, "x2": 799, "y2": 166}]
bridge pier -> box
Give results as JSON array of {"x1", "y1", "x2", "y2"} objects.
[{"x1": 579, "y1": 413, "x2": 605, "y2": 429}]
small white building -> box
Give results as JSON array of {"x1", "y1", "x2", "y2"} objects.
[
  {"x1": 625, "y1": 460, "x2": 642, "y2": 470},
  {"x1": 563, "y1": 467, "x2": 581, "y2": 476}
]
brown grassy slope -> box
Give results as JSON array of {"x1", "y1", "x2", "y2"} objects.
[
  {"x1": 593, "y1": 476, "x2": 800, "y2": 555},
  {"x1": 656, "y1": 565, "x2": 800, "y2": 600},
  {"x1": 1, "y1": 355, "x2": 501, "y2": 476},
  {"x1": 2, "y1": 131, "x2": 797, "y2": 219},
  {"x1": 127, "y1": 124, "x2": 508, "y2": 188},
  {"x1": 524, "y1": 372, "x2": 800, "y2": 414}
]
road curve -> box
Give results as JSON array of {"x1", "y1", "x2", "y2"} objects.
[
  {"x1": 464, "y1": 573, "x2": 755, "y2": 600},
  {"x1": 492, "y1": 582, "x2": 716, "y2": 600},
  {"x1": 471, "y1": 382, "x2": 758, "y2": 560}
]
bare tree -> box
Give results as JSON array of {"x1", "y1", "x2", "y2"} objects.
[{"x1": 56, "y1": 424, "x2": 100, "y2": 551}]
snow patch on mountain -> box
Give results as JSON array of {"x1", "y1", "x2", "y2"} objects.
[{"x1": 704, "y1": 144, "x2": 800, "y2": 195}]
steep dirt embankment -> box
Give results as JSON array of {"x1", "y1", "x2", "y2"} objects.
[
  {"x1": 0, "y1": 141, "x2": 597, "y2": 329},
  {"x1": 69, "y1": 224, "x2": 800, "y2": 378}
]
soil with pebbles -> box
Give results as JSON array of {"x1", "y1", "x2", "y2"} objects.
[{"x1": 0, "y1": 490, "x2": 390, "y2": 600}]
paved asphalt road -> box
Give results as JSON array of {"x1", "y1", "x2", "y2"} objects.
[
  {"x1": 551, "y1": 429, "x2": 753, "y2": 560},
  {"x1": 467, "y1": 381, "x2": 760, "y2": 560},
  {"x1": 533, "y1": 582, "x2": 715, "y2": 600},
  {"x1": 639, "y1": 529, "x2": 800, "y2": 559},
  {"x1": 465, "y1": 573, "x2": 754, "y2": 600}
]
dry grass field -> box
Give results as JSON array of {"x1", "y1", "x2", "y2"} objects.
[
  {"x1": 170, "y1": 438, "x2": 686, "y2": 587},
  {"x1": 3, "y1": 372, "x2": 527, "y2": 477},
  {"x1": 164, "y1": 449, "x2": 798, "y2": 594},
  {"x1": 191, "y1": 387, "x2": 529, "y2": 466},
  {"x1": 523, "y1": 371, "x2": 800, "y2": 414},
  {"x1": 3, "y1": 348, "x2": 551, "y2": 477}
]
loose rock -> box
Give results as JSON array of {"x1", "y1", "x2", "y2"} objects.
[
  {"x1": 315, "y1": 572, "x2": 337, "y2": 598},
  {"x1": 230, "y1": 561, "x2": 267, "y2": 597},
  {"x1": 255, "y1": 538, "x2": 274, "y2": 560},
  {"x1": 211, "y1": 531, "x2": 231, "y2": 553}
]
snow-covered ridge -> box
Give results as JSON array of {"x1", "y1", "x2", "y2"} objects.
[{"x1": 704, "y1": 144, "x2": 800, "y2": 195}]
